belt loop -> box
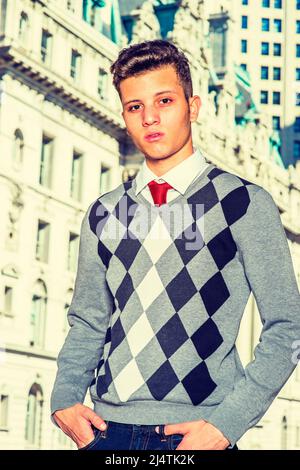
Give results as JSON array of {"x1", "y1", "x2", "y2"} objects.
[
  {"x1": 159, "y1": 424, "x2": 167, "y2": 441},
  {"x1": 100, "y1": 420, "x2": 109, "y2": 438}
]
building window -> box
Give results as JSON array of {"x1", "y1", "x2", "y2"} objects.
[
  {"x1": 273, "y1": 67, "x2": 281, "y2": 80},
  {"x1": 260, "y1": 90, "x2": 268, "y2": 104},
  {"x1": 36, "y1": 221, "x2": 50, "y2": 263},
  {"x1": 261, "y1": 66, "x2": 269, "y2": 79},
  {"x1": 272, "y1": 116, "x2": 281, "y2": 130},
  {"x1": 274, "y1": 43, "x2": 282, "y2": 56},
  {"x1": 209, "y1": 20, "x2": 227, "y2": 69},
  {"x1": 281, "y1": 416, "x2": 288, "y2": 450},
  {"x1": 25, "y1": 384, "x2": 43, "y2": 447},
  {"x1": 294, "y1": 117, "x2": 300, "y2": 133},
  {"x1": 67, "y1": 233, "x2": 79, "y2": 272},
  {"x1": 18, "y1": 11, "x2": 29, "y2": 43},
  {"x1": 99, "y1": 165, "x2": 111, "y2": 195},
  {"x1": 0, "y1": 395, "x2": 9, "y2": 429},
  {"x1": 70, "y1": 49, "x2": 81, "y2": 81},
  {"x1": 262, "y1": 0, "x2": 270, "y2": 6},
  {"x1": 297, "y1": 21, "x2": 300, "y2": 34},
  {"x1": 241, "y1": 16, "x2": 248, "y2": 29},
  {"x1": 240, "y1": 63, "x2": 247, "y2": 71},
  {"x1": 98, "y1": 68, "x2": 108, "y2": 99},
  {"x1": 297, "y1": 45, "x2": 300, "y2": 57},
  {"x1": 241, "y1": 39, "x2": 248, "y2": 53},
  {"x1": 13, "y1": 129, "x2": 24, "y2": 168},
  {"x1": 30, "y1": 281, "x2": 47, "y2": 349},
  {"x1": 70, "y1": 151, "x2": 83, "y2": 201},
  {"x1": 273, "y1": 19, "x2": 282, "y2": 33},
  {"x1": 273, "y1": 91, "x2": 281, "y2": 105},
  {"x1": 261, "y1": 42, "x2": 269, "y2": 55},
  {"x1": 4, "y1": 286, "x2": 13, "y2": 315},
  {"x1": 39, "y1": 135, "x2": 53, "y2": 188},
  {"x1": 262, "y1": 18, "x2": 270, "y2": 31},
  {"x1": 41, "y1": 30, "x2": 52, "y2": 64},
  {"x1": 296, "y1": 69, "x2": 300, "y2": 80},
  {"x1": 274, "y1": 0, "x2": 282, "y2": 7},
  {"x1": 294, "y1": 141, "x2": 300, "y2": 159}
]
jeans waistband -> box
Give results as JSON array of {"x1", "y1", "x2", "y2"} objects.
[{"x1": 103, "y1": 420, "x2": 168, "y2": 439}]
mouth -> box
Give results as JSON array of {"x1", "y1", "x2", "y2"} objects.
[{"x1": 144, "y1": 132, "x2": 165, "y2": 142}]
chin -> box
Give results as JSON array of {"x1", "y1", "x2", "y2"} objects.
[{"x1": 139, "y1": 144, "x2": 173, "y2": 160}]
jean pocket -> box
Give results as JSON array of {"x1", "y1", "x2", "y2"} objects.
[
  {"x1": 78, "y1": 427, "x2": 102, "y2": 451},
  {"x1": 168, "y1": 434, "x2": 184, "y2": 451}
]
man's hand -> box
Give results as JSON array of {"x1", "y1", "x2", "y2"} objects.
[
  {"x1": 53, "y1": 403, "x2": 107, "y2": 449},
  {"x1": 163, "y1": 419, "x2": 230, "y2": 450}
]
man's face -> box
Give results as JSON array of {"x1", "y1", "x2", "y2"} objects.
[{"x1": 120, "y1": 64, "x2": 200, "y2": 161}]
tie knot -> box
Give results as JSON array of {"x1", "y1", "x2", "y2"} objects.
[{"x1": 148, "y1": 180, "x2": 174, "y2": 206}]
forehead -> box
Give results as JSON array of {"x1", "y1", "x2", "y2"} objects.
[{"x1": 120, "y1": 65, "x2": 182, "y2": 102}]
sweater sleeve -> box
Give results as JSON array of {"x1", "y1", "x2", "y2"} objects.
[
  {"x1": 50, "y1": 200, "x2": 113, "y2": 428},
  {"x1": 205, "y1": 187, "x2": 300, "y2": 446}
]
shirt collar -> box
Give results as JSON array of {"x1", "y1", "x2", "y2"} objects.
[{"x1": 134, "y1": 147, "x2": 208, "y2": 196}]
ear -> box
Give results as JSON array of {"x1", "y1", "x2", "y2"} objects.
[{"x1": 189, "y1": 95, "x2": 201, "y2": 123}]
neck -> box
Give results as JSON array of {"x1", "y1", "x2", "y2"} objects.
[{"x1": 144, "y1": 139, "x2": 194, "y2": 177}]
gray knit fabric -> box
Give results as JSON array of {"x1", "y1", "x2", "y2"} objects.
[{"x1": 50, "y1": 163, "x2": 300, "y2": 446}]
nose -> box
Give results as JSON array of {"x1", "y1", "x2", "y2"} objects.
[{"x1": 142, "y1": 105, "x2": 160, "y2": 127}]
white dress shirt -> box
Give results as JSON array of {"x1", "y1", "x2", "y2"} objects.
[{"x1": 134, "y1": 147, "x2": 210, "y2": 205}]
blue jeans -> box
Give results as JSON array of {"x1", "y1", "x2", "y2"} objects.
[{"x1": 78, "y1": 420, "x2": 239, "y2": 451}]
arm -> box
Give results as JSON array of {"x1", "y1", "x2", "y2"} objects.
[
  {"x1": 50, "y1": 200, "x2": 113, "y2": 428},
  {"x1": 205, "y1": 187, "x2": 300, "y2": 446}
]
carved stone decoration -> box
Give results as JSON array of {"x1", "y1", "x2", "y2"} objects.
[
  {"x1": 170, "y1": 0, "x2": 207, "y2": 59},
  {"x1": 254, "y1": 119, "x2": 270, "y2": 157},
  {"x1": 6, "y1": 183, "x2": 24, "y2": 252},
  {"x1": 130, "y1": 1, "x2": 160, "y2": 44},
  {"x1": 1, "y1": 263, "x2": 20, "y2": 279},
  {"x1": 207, "y1": 90, "x2": 217, "y2": 118}
]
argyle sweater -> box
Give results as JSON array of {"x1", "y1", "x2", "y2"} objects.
[{"x1": 50, "y1": 163, "x2": 300, "y2": 446}]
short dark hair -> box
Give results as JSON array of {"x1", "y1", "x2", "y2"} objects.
[{"x1": 110, "y1": 39, "x2": 193, "y2": 103}]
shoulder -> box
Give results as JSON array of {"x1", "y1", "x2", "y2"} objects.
[
  {"x1": 84, "y1": 180, "x2": 134, "y2": 232},
  {"x1": 88, "y1": 180, "x2": 134, "y2": 212},
  {"x1": 207, "y1": 164, "x2": 264, "y2": 203}
]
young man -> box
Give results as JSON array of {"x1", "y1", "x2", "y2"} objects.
[{"x1": 50, "y1": 40, "x2": 300, "y2": 451}]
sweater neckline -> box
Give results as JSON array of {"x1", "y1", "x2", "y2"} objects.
[{"x1": 129, "y1": 162, "x2": 217, "y2": 208}]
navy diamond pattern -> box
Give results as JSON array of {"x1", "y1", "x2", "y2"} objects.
[
  {"x1": 114, "y1": 230, "x2": 142, "y2": 271},
  {"x1": 157, "y1": 314, "x2": 189, "y2": 359},
  {"x1": 115, "y1": 272, "x2": 135, "y2": 311},
  {"x1": 166, "y1": 267, "x2": 198, "y2": 311},
  {"x1": 182, "y1": 362, "x2": 217, "y2": 405},
  {"x1": 191, "y1": 318, "x2": 224, "y2": 360},
  {"x1": 200, "y1": 271, "x2": 230, "y2": 317},
  {"x1": 207, "y1": 226, "x2": 237, "y2": 270},
  {"x1": 221, "y1": 186, "x2": 250, "y2": 226},
  {"x1": 147, "y1": 361, "x2": 180, "y2": 400}
]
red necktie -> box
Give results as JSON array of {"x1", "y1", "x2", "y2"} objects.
[{"x1": 148, "y1": 180, "x2": 174, "y2": 206}]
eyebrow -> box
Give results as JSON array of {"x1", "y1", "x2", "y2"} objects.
[{"x1": 123, "y1": 90, "x2": 178, "y2": 106}]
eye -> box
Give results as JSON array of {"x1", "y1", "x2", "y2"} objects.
[
  {"x1": 128, "y1": 104, "x2": 141, "y2": 112},
  {"x1": 160, "y1": 98, "x2": 172, "y2": 104}
]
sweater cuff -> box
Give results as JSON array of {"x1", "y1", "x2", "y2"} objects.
[{"x1": 204, "y1": 399, "x2": 255, "y2": 447}]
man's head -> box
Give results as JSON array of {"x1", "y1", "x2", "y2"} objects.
[{"x1": 110, "y1": 40, "x2": 201, "y2": 172}]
